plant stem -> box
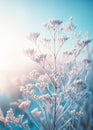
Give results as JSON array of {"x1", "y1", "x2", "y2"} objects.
[
  {"x1": 25, "y1": 111, "x2": 41, "y2": 130},
  {"x1": 58, "y1": 118, "x2": 72, "y2": 130},
  {"x1": 53, "y1": 88, "x2": 57, "y2": 130},
  {"x1": 54, "y1": 31, "x2": 56, "y2": 72}
]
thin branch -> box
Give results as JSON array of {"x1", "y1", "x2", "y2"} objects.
[
  {"x1": 25, "y1": 111, "x2": 42, "y2": 130},
  {"x1": 56, "y1": 103, "x2": 72, "y2": 125},
  {"x1": 58, "y1": 117, "x2": 72, "y2": 130}
]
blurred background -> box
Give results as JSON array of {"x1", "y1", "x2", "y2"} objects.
[{"x1": 0, "y1": 0, "x2": 93, "y2": 129}]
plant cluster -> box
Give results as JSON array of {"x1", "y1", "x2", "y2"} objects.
[{"x1": 0, "y1": 17, "x2": 92, "y2": 130}]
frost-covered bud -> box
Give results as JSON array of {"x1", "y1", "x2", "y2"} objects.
[
  {"x1": 39, "y1": 95, "x2": 45, "y2": 100},
  {"x1": 19, "y1": 100, "x2": 31, "y2": 109},
  {"x1": 50, "y1": 20, "x2": 62, "y2": 27},
  {"x1": 24, "y1": 49, "x2": 36, "y2": 58},
  {"x1": 52, "y1": 93, "x2": 56, "y2": 97},
  {"x1": 69, "y1": 68, "x2": 78, "y2": 76},
  {"x1": 68, "y1": 16, "x2": 76, "y2": 31},
  {"x1": 71, "y1": 109, "x2": 75, "y2": 116},
  {"x1": 82, "y1": 39, "x2": 91, "y2": 47},
  {"x1": 6, "y1": 108, "x2": 14, "y2": 117},
  {"x1": 74, "y1": 79, "x2": 87, "y2": 92},
  {"x1": 27, "y1": 32, "x2": 40, "y2": 41},
  {"x1": 34, "y1": 54, "x2": 47, "y2": 63},
  {"x1": 58, "y1": 36, "x2": 68, "y2": 44},
  {"x1": 26, "y1": 83, "x2": 34, "y2": 89},
  {"x1": 74, "y1": 79, "x2": 82, "y2": 85},
  {"x1": 43, "y1": 38, "x2": 51, "y2": 43},
  {"x1": 43, "y1": 23, "x2": 53, "y2": 31},
  {"x1": 42, "y1": 82, "x2": 48, "y2": 88},
  {"x1": 29, "y1": 70, "x2": 40, "y2": 80},
  {"x1": 64, "y1": 87, "x2": 70, "y2": 93},
  {"x1": 20, "y1": 86, "x2": 25, "y2": 92},
  {"x1": 38, "y1": 74, "x2": 48, "y2": 82},
  {"x1": 76, "y1": 111, "x2": 83, "y2": 116},
  {"x1": 61, "y1": 17, "x2": 76, "y2": 32},
  {"x1": 31, "y1": 108, "x2": 41, "y2": 118},
  {"x1": 63, "y1": 51, "x2": 69, "y2": 56},
  {"x1": 39, "y1": 94, "x2": 50, "y2": 100},
  {"x1": 82, "y1": 59, "x2": 91, "y2": 68},
  {"x1": 36, "y1": 83, "x2": 41, "y2": 88}
]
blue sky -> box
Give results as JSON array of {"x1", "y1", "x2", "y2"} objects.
[
  {"x1": 0, "y1": 0, "x2": 93, "y2": 68},
  {"x1": 0, "y1": 0, "x2": 93, "y2": 92},
  {"x1": 0, "y1": 0, "x2": 93, "y2": 94},
  {"x1": 0, "y1": 0, "x2": 93, "y2": 34}
]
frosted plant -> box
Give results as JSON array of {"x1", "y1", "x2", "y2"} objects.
[
  {"x1": 0, "y1": 18, "x2": 92, "y2": 130},
  {"x1": 0, "y1": 108, "x2": 24, "y2": 130}
]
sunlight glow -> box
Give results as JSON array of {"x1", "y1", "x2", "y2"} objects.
[
  {"x1": 0, "y1": 18, "x2": 34, "y2": 93},
  {"x1": 0, "y1": 20, "x2": 18, "y2": 69},
  {"x1": 0, "y1": 16, "x2": 25, "y2": 93}
]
